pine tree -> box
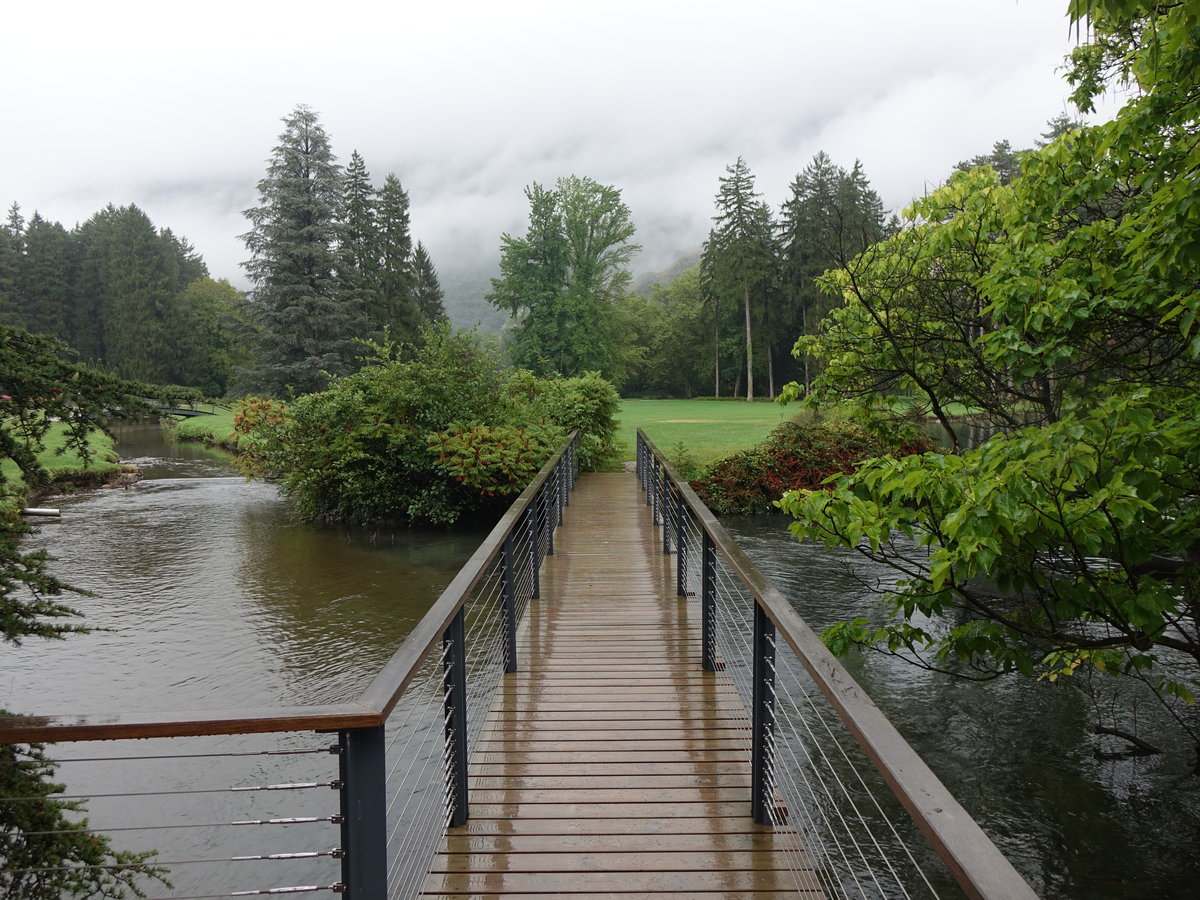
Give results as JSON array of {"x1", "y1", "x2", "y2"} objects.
[
  {"x1": 375, "y1": 173, "x2": 417, "y2": 340},
  {"x1": 241, "y1": 105, "x2": 366, "y2": 396},
  {"x1": 705, "y1": 158, "x2": 776, "y2": 400},
  {"x1": 780, "y1": 152, "x2": 885, "y2": 389},
  {"x1": 341, "y1": 150, "x2": 379, "y2": 329},
  {"x1": 18, "y1": 214, "x2": 72, "y2": 341},
  {"x1": 412, "y1": 242, "x2": 446, "y2": 322}
]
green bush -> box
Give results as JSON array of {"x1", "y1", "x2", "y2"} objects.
[
  {"x1": 694, "y1": 419, "x2": 930, "y2": 515},
  {"x1": 234, "y1": 327, "x2": 620, "y2": 525}
]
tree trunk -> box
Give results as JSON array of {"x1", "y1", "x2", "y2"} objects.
[
  {"x1": 743, "y1": 277, "x2": 753, "y2": 401},
  {"x1": 713, "y1": 319, "x2": 721, "y2": 397},
  {"x1": 767, "y1": 342, "x2": 775, "y2": 398}
]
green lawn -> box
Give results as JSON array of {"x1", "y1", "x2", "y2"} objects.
[
  {"x1": 615, "y1": 398, "x2": 795, "y2": 465},
  {"x1": 0, "y1": 424, "x2": 121, "y2": 489},
  {"x1": 169, "y1": 407, "x2": 239, "y2": 449}
]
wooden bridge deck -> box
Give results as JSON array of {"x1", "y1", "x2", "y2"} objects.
[{"x1": 421, "y1": 472, "x2": 822, "y2": 898}]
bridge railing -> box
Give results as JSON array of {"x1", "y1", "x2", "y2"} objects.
[
  {"x1": 636, "y1": 429, "x2": 1037, "y2": 900},
  {"x1": 0, "y1": 431, "x2": 580, "y2": 900}
]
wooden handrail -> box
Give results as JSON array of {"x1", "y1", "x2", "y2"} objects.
[
  {"x1": 0, "y1": 431, "x2": 580, "y2": 745},
  {"x1": 636, "y1": 429, "x2": 1038, "y2": 900}
]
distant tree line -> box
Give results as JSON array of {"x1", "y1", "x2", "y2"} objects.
[
  {"x1": 0, "y1": 104, "x2": 448, "y2": 400},
  {"x1": 0, "y1": 202, "x2": 248, "y2": 395}
]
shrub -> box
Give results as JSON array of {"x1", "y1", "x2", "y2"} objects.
[
  {"x1": 694, "y1": 419, "x2": 930, "y2": 515},
  {"x1": 234, "y1": 327, "x2": 620, "y2": 525}
]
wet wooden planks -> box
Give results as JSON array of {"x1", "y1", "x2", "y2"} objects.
[{"x1": 421, "y1": 472, "x2": 821, "y2": 898}]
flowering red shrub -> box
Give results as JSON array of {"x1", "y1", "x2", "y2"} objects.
[{"x1": 693, "y1": 420, "x2": 931, "y2": 515}]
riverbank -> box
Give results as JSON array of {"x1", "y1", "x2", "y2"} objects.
[
  {"x1": 167, "y1": 408, "x2": 240, "y2": 452},
  {"x1": 0, "y1": 423, "x2": 136, "y2": 502}
]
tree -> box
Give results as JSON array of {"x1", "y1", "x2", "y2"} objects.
[
  {"x1": 488, "y1": 176, "x2": 639, "y2": 380},
  {"x1": 375, "y1": 173, "x2": 417, "y2": 340},
  {"x1": 1, "y1": 326, "x2": 185, "y2": 895},
  {"x1": 780, "y1": 0, "x2": 1200, "y2": 763},
  {"x1": 779, "y1": 153, "x2": 886, "y2": 392},
  {"x1": 703, "y1": 158, "x2": 776, "y2": 400},
  {"x1": 411, "y1": 241, "x2": 446, "y2": 322},
  {"x1": 241, "y1": 105, "x2": 367, "y2": 397},
  {"x1": 340, "y1": 150, "x2": 379, "y2": 328}
]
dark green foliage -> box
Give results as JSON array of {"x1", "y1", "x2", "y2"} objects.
[
  {"x1": 1, "y1": 734, "x2": 168, "y2": 898},
  {"x1": 412, "y1": 242, "x2": 446, "y2": 322},
  {"x1": 488, "y1": 176, "x2": 639, "y2": 383},
  {"x1": 375, "y1": 174, "x2": 418, "y2": 337},
  {"x1": 234, "y1": 326, "x2": 620, "y2": 525},
  {"x1": 703, "y1": 158, "x2": 777, "y2": 400},
  {"x1": 241, "y1": 105, "x2": 367, "y2": 396},
  {"x1": 694, "y1": 420, "x2": 929, "y2": 515}
]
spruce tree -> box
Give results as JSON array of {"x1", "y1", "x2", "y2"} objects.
[
  {"x1": 705, "y1": 158, "x2": 776, "y2": 400},
  {"x1": 341, "y1": 150, "x2": 379, "y2": 329},
  {"x1": 18, "y1": 215, "x2": 72, "y2": 341},
  {"x1": 375, "y1": 173, "x2": 417, "y2": 341},
  {"x1": 241, "y1": 105, "x2": 365, "y2": 397},
  {"x1": 412, "y1": 241, "x2": 446, "y2": 322}
]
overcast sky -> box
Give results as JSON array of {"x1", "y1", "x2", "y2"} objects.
[{"x1": 2, "y1": 0, "x2": 1111, "y2": 307}]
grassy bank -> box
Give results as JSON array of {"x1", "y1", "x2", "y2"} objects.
[
  {"x1": 0, "y1": 425, "x2": 123, "y2": 495},
  {"x1": 615, "y1": 398, "x2": 794, "y2": 465},
  {"x1": 169, "y1": 408, "x2": 239, "y2": 450}
]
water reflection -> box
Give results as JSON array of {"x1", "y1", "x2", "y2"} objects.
[
  {"x1": 723, "y1": 515, "x2": 1200, "y2": 900},
  {"x1": 1, "y1": 424, "x2": 483, "y2": 714}
]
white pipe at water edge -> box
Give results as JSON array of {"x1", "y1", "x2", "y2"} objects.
[{"x1": 20, "y1": 508, "x2": 62, "y2": 517}]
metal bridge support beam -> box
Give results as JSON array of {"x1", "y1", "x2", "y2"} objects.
[
  {"x1": 702, "y1": 533, "x2": 716, "y2": 673},
  {"x1": 751, "y1": 603, "x2": 777, "y2": 825},
  {"x1": 443, "y1": 607, "x2": 469, "y2": 828},
  {"x1": 501, "y1": 535, "x2": 518, "y2": 673},
  {"x1": 339, "y1": 726, "x2": 387, "y2": 899}
]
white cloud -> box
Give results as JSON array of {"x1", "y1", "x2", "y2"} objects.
[{"x1": 0, "y1": 0, "x2": 1107, "y2": 303}]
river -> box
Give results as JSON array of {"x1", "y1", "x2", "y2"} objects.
[
  {"x1": 724, "y1": 516, "x2": 1200, "y2": 900},
  {"x1": 4, "y1": 428, "x2": 1199, "y2": 898}
]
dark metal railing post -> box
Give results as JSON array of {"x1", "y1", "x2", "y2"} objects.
[
  {"x1": 676, "y1": 492, "x2": 688, "y2": 597},
  {"x1": 702, "y1": 532, "x2": 716, "y2": 673},
  {"x1": 545, "y1": 478, "x2": 555, "y2": 557},
  {"x1": 662, "y1": 483, "x2": 672, "y2": 554},
  {"x1": 339, "y1": 726, "x2": 387, "y2": 899},
  {"x1": 501, "y1": 535, "x2": 518, "y2": 673},
  {"x1": 651, "y1": 458, "x2": 661, "y2": 525},
  {"x1": 751, "y1": 602, "x2": 777, "y2": 825},
  {"x1": 443, "y1": 607, "x2": 469, "y2": 827},
  {"x1": 527, "y1": 506, "x2": 540, "y2": 599}
]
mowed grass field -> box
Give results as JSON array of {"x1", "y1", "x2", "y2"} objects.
[
  {"x1": 615, "y1": 399, "x2": 794, "y2": 465},
  {"x1": 167, "y1": 399, "x2": 792, "y2": 469}
]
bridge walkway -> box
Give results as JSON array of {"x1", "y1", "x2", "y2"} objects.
[{"x1": 421, "y1": 472, "x2": 822, "y2": 897}]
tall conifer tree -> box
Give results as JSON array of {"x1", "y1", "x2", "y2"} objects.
[
  {"x1": 241, "y1": 105, "x2": 365, "y2": 396},
  {"x1": 412, "y1": 241, "x2": 446, "y2": 322}
]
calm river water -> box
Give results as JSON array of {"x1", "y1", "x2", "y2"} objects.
[
  {"x1": 724, "y1": 517, "x2": 1200, "y2": 900},
  {"x1": 4, "y1": 427, "x2": 1198, "y2": 898}
]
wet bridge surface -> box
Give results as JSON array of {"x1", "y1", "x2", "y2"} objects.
[{"x1": 421, "y1": 473, "x2": 821, "y2": 898}]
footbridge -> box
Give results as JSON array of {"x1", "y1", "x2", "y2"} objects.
[{"x1": 0, "y1": 432, "x2": 1037, "y2": 898}]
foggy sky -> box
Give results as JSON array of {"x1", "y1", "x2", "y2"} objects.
[{"x1": 2, "y1": 1, "x2": 1110, "y2": 311}]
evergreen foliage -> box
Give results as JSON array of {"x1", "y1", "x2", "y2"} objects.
[
  {"x1": 241, "y1": 105, "x2": 366, "y2": 397},
  {"x1": 703, "y1": 158, "x2": 777, "y2": 401}
]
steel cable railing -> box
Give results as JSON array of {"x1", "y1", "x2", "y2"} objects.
[
  {"x1": 637, "y1": 429, "x2": 1037, "y2": 900},
  {"x1": 1, "y1": 431, "x2": 581, "y2": 900}
]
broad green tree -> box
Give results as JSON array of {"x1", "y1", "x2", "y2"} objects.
[
  {"x1": 781, "y1": 0, "x2": 1200, "y2": 761},
  {"x1": 488, "y1": 176, "x2": 638, "y2": 380},
  {"x1": 241, "y1": 105, "x2": 366, "y2": 397}
]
